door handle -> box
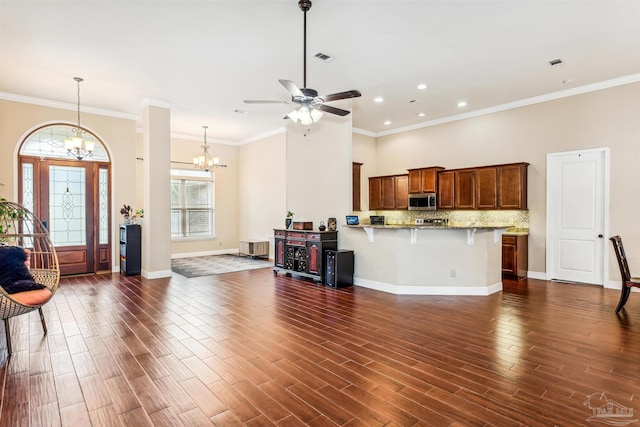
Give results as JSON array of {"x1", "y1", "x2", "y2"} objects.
[{"x1": 598, "y1": 234, "x2": 603, "y2": 238}]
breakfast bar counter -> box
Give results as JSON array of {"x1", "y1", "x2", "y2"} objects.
[{"x1": 339, "y1": 224, "x2": 512, "y2": 295}]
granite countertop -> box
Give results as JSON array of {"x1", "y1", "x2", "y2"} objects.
[
  {"x1": 502, "y1": 228, "x2": 529, "y2": 236},
  {"x1": 344, "y1": 224, "x2": 517, "y2": 230}
]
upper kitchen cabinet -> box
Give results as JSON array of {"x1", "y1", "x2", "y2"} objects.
[
  {"x1": 438, "y1": 162, "x2": 528, "y2": 210},
  {"x1": 395, "y1": 175, "x2": 409, "y2": 210},
  {"x1": 381, "y1": 176, "x2": 396, "y2": 210},
  {"x1": 369, "y1": 174, "x2": 409, "y2": 210},
  {"x1": 408, "y1": 167, "x2": 444, "y2": 194},
  {"x1": 437, "y1": 170, "x2": 455, "y2": 209},
  {"x1": 498, "y1": 163, "x2": 529, "y2": 209},
  {"x1": 454, "y1": 169, "x2": 476, "y2": 209},
  {"x1": 476, "y1": 166, "x2": 498, "y2": 209},
  {"x1": 369, "y1": 176, "x2": 382, "y2": 210},
  {"x1": 353, "y1": 162, "x2": 362, "y2": 211}
]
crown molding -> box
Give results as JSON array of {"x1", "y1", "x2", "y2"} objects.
[{"x1": 0, "y1": 92, "x2": 138, "y2": 120}]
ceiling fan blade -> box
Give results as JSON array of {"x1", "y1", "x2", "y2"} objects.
[
  {"x1": 317, "y1": 104, "x2": 351, "y2": 116},
  {"x1": 279, "y1": 79, "x2": 304, "y2": 97},
  {"x1": 321, "y1": 90, "x2": 362, "y2": 103},
  {"x1": 244, "y1": 100, "x2": 289, "y2": 104}
]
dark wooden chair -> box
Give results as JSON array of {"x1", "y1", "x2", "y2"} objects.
[{"x1": 609, "y1": 236, "x2": 640, "y2": 313}]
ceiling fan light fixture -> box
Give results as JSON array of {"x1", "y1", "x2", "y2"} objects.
[{"x1": 287, "y1": 106, "x2": 323, "y2": 125}]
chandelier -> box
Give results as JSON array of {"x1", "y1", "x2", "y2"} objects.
[
  {"x1": 64, "y1": 77, "x2": 94, "y2": 160},
  {"x1": 193, "y1": 126, "x2": 227, "y2": 171}
]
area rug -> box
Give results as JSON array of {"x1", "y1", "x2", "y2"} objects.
[{"x1": 171, "y1": 254, "x2": 272, "y2": 278}]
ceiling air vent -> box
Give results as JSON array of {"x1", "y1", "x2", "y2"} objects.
[
  {"x1": 548, "y1": 58, "x2": 563, "y2": 67},
  {"x1": 314, "y1": 52, "x2": 333, "y2": 62}
]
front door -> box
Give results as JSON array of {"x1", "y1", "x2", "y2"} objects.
[
  {"x1": 547, "y1": 148, "x2": 608, "y2": 285},
  {"x1": 20, "y1": 157, "x2": 111, "y2": 276}
]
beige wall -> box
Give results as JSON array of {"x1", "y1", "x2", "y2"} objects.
[
  {"x1": 374, "y1": 82, "x2": 640, "y2": 280},
  {"x1": 286, "y1": 117, "x2": 352, "y2": 230},
  {"x1": 237, "y1": 132, "x2": 286, "y2": 257}
]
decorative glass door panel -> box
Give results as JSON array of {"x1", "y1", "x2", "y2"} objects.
[{"x1": 49, "y1": 165, "x2": 87, "y2": 247}]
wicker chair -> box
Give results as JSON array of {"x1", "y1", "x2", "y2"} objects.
[{"x1": 0, "y1": 201, "x2": 59, "y2": 354}]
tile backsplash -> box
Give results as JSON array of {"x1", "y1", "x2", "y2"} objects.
[{"x1": 357, "y1": 210, "x2": 529, "y2": 229}]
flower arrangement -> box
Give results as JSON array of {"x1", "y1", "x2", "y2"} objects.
[{"x1": 120, "y1": 204, "x2": 132, "y2": 218}]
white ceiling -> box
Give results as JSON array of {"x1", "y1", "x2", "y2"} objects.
[{"x1": 1, "y1": 1, "x2": 639, "y2": 144}]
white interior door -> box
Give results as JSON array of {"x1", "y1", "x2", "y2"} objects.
[{"x1": 547, "y1": 148, "x2": 608, "y2": 285}]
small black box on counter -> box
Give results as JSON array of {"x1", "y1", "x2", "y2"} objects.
[{"x1": 370, "y1": 216, "x2": 385, "y2": 225}]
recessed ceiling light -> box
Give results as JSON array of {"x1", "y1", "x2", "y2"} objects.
[
  {"x1": 417, "y1": 83, "x2": 427, "y2": 90},
  {"x1": 374, "y1": 97, "x2": 384, "y2": 103},
  {"x1": 384, "y1": 120, "x2": 391, "y2": 125},
  {"x1": 417, "y1": 113, "x2": 426, "y2": 117},
  {"x1": 548, "y1": 58, "x2": 563, "y2": 67},
  {"x1": 457, "y1": 101, "x2": 467, "y2": 107}
]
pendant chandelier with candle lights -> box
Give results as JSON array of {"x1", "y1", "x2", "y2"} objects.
[
  {"x1": 64, "y1": 77, "x2": 95, "y2": 160},
  {"x1": 193, "y1": 126, "x2": 227, "y2": 171}
]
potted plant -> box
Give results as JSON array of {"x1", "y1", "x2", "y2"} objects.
[{"x1": 285, "y1": 211, "x2": 294, "y2": 229}]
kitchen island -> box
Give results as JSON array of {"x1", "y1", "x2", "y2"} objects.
[{"x1": 340, "y1": 224, "x2": 512, "y2": 295}]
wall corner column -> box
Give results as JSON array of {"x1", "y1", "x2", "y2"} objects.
[{"x1": 141, "y1": 100, "x2": 172, "y2": 278}]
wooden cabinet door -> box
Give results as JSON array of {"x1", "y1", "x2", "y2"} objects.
[
  {"x1": 395, "y1": 175, "x2": 409, "y2": 210},
  {"x1": 408, "y1": 170, "x2": 421, "y2": 194},
  {"x1": 498, "y1": 163, "x2": 528, "y2": 209},
  {"x1": 476, "y1": 167, "x2": 497, "y2": 209},
  {"x1": 454, "y1": 169, "x2": 476, "y2": 209},
  {"x1": 306, "y1": 241, "x2": 321, "y2": 275},
  {"x1": 352, "y1": 162, "x2": 362, "y2": 211},
  {"x1": 420, "y1": 168, "x2": 438, "y2": 193},
  {"x1": 381, "y1": 176, "x2": 396, "y2": 210},
  {"x1": 502, "y1": 235, "x2": 528, "y2": 278},
  {"x1": 437, "y1": 171, "x2": 455, "y2": 209},
  {"x1": 369, "y1": 177, "x2": 382, "y2": 210},
  {"x1": 502, "y1": 237, "x2": 517, "y2": 275}
]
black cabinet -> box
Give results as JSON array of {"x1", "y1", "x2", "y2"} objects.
[
  {"x1": 325, "y1": 250, "x2": 354, "y2": 288},
  {"x1": 273, "y1": 229, "x2": 337, "y2": 283},
  {"x1": 119, "y1": 224, "x2": 141, "y2": 276}
]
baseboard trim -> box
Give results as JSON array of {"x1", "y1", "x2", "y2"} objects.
[
  {"x1": 354, "y1": 277, "x2": 503, "y2": 296},
  {"x1": 527, "y1": 271, "x2": 546, "y2": 280},
  {"x1": 143, "y1": 269, "x2": 172, "y2": 279}
]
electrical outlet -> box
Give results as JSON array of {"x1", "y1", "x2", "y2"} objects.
[{"x1": 450, "y1": 269, "x2": 456, "y2": 277}]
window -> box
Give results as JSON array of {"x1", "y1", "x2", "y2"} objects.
[
  {"x1": 20, "y1": 124, "x2": 109, "y2": 161},
  {"x1": 170, "y1": 169, "x2": 215, "y2": 239}
]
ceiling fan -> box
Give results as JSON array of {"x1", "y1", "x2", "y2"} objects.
[{"x1": 243, "y1": 0, "x2": 361, "y2": 125}]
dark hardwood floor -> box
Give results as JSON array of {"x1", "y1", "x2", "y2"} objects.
[{"x1": 0, "y1": 267, "x2": 638, "y2": 426}]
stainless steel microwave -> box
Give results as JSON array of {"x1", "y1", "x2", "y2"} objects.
[{"x1": 408, "y1": 193, "x2": 437, "y2": 210}]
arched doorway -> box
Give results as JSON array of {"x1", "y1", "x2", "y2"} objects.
[{"x1": 19, "y1": 124, "x2": 112, "y2": 275}]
